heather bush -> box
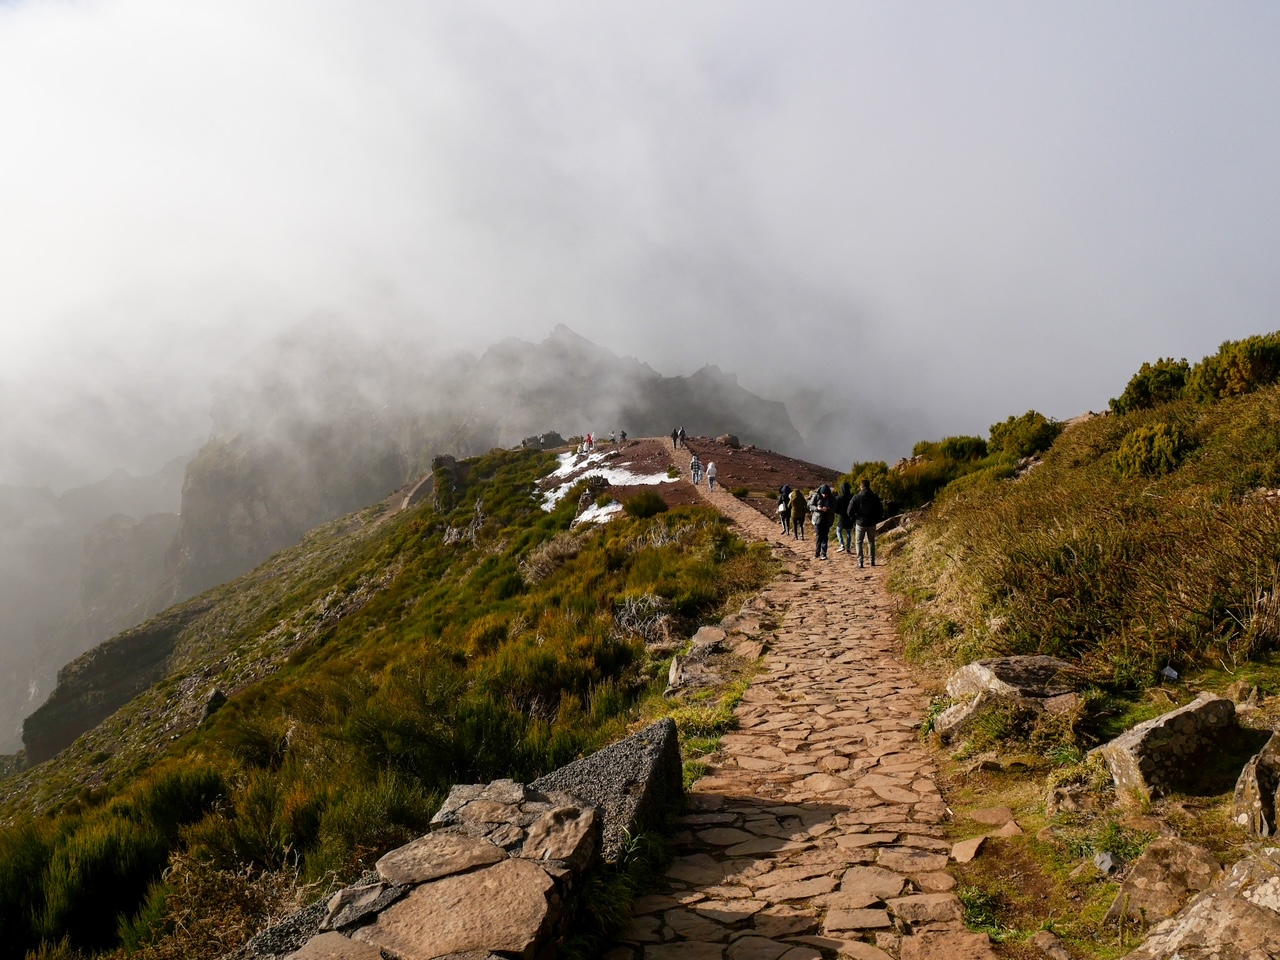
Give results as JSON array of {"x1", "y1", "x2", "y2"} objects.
[
  {"x1": 624, "y1": 491, "x2": 668, "y2": 518},
  {"x1": 1113, "y1": 422, "x2": 1186, "y2": 478},
  {"x1": 1110, "y1": 357, "x2": 1190, "y2": 414},
  {"x1": 1187, "y1": 331, "x2": 1280, "y2": 401},
  {"x1": 988, "y1": 409, "x2": 1062, "y2": 458}
]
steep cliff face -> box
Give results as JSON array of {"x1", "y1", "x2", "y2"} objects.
[{"x1": 0, "y1": 458, "x2": 187, "y2": 753}]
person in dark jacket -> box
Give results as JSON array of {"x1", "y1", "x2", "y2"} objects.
[
  {"x1": 834, "y1": 480, "x2": 854, "y2": 554},
  {"x1": 790, "y1": 488, "x2": 807, "y2": 540},
  {"x1": 848, "y1": 479, "x2": 884, "y2": 567},
  {"x1": 778, "y1": 484, "x2": 792, "y2": 535},
  {"x1": 810, "y1": 483, "x2": 835, "y2": 559}
]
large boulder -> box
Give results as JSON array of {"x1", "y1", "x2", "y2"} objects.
[
  {"x1": 1234, "y1": 732, "x2": 1280, "y2": 836},
  {"x1": 1122, "y1": 847, "x2": 1280, "y2": 959},
  {"x1": 945, "y1": 656, "x2": 1082, "y2": 700},
  {"x1": 531, "y1": 718, "x2": 682, "y2": 861},
  {"x1": 1103, "y1": 838, "x2": 1222, "y2": 923},
  {"x1": 1090, "y1": 693, "x2": 1236, "y2": 802}
]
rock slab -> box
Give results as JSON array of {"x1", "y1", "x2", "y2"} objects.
[
  {"x1": 1104, "y1": 837, "x2": 1221, "y2": 922},
  {"x1": 352, "y1": 858, "x2": 555, "y2": 960},
  {"x1": 945, "y1": 656, "x2": 1080, "y2": 699},
  {"x1": 1090, "y1": 693, "x2": 1236, "y2": 801}
]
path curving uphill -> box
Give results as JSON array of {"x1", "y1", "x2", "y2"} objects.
[{"x1": 604, "y1": 446, "x2": 997, "y2": 959}]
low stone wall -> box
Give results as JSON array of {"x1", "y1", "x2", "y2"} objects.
[{"x1": 230, "y1": 718, "x2": 681, "y2": 960}]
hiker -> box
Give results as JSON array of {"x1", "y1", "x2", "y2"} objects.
[
  {"x1": 777, "y1": 484, "x2": 792, "y2": 535},
  {"x1": 848, "y1": 478, "x2": 885, "y2": 568},
  {"x1": 586, "y1": 432, "x2": 594, "y2": 451},
  {"x1": 690, "y1": 453, "x2": 702, "y2": 485},
  {"x1": 620, "y1": 430, "x2": 627, "y2": 442},
  {"x1": 790, "y1": 488, "x2": 807, "y2": 540},
  {"x1": 706, "y1": 461, "x2": 717, "y2": 491},
  {"x1": 671, "y1": 427, "x2": 679, "y2": 450},
  {"x1": 810, "y1": 484, "x2": 835, "y2": 560},
  {"x1": 834, "y1": 480, "x2": 854, "y2": 554},
  {"x1": 609, "y1": 430, "x2": 616, "y2": 443},
  {"x1": 678, "y1": 426, "x2": 687, "y2": 448}
]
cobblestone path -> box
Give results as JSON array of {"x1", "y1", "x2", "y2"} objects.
[{"x1": 604, "y1": 454, "x2": 997, "y2": 960}]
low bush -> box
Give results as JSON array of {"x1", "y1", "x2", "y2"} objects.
[
  {"x1": 1188, "y1": 331, "x2": 1280, "y2": 401},
  {"x1": 1114, "y1": 422, "x2": 1187, "y2": 478},
  {"x1": 1110, "y1": 357, "x2": 1190, "y2": 414},
  {"x1": 989, "y1": 410, "x2": 1062, "y2": 459},
  {"x1": 624, "y1": 491, "x2": 669, "y2": 518}
]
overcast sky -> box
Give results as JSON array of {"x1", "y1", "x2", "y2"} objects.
[{"x1": 2, "y1": 0, "x2": 1278, "y2": 485}]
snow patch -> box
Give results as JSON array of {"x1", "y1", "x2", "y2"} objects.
[
  {"x1": 540, "y1": 450, "x2": 677, "y2": 511},
  {"x1": 573, "y1": 502, "x2": 624, "y2": 526}
]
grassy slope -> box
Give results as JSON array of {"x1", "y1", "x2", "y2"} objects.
[
  {"x1": 0, "y1": 447, "x2": 773, "y2": 959},
  {"x1": 889, "y1": 381, "x2": 1280, "y2": 957}
]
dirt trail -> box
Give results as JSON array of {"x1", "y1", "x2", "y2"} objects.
[{"x1": 604, "y1": 446, "x2": 995, "y2": 960}]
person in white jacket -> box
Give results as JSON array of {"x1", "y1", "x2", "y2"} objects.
[{"x1": 706, "y1": 462, "x2": 718, "y2": 491}]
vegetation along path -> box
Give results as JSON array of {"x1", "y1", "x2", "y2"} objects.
[{"x1": 603, "y1": 447, "x2": 997, "y2": 959}]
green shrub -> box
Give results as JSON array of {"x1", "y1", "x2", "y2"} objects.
[
  {"x1": 624, "y1": 492, "x2": 669, "y2": 519},
  {"x1": 989, "y1": 410, "x2": 1062, "y2": 458},
  {"x1": 730, "y1": 486, "x2": 750, "y2": 500},
  {"x1": 939, "y1": 435, "x2": 988, "y2": 461},
  {"x1": 1114, "y1": 422, "x2": 1186, "y2": 478},
  {"x1": 37, "y1": 816, "x2": 169, "y2": 951},
  {"x1": 1188, "y1": 332, "x2": 1280, "y2": 401},
  {"x1": 1110, "y1": 357, "x2": 1190, "y2": 414}
]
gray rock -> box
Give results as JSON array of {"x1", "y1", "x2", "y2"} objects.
[
  {"x1": 932, "y1": 691, "x2": 1042, "y2": 744},
  {"x1": 1104, "y1": 838, "x2": 1221, "y2": 923},
  {"x1": 519, "y1": 804, "x2": 601, "y2": 871},
  {"x1": 945, "y1": 655, "x2": 1082, "y2": 700},
  {"x1": 1090, "y1": 693, "x2": 1237, "y2": 802},
  {"x1": 231, "y1": 900, "x2": 328, "y2": 960},
  {"x1": 1031, "y1": 930, "x2": 1070, "y2": 960},
  {"x1": 1094, "y1": 852, "x2": 1118, "y2": 875},
  {"x1": 531, "y1": 718, "x2": 682, "y2": 861},
  {"x1": 1234, "y1": 732, "x2": 1280, "y2": 836},
  {"x1": 1122, "y1": 847, "x2": 1280, "y2": 959},
  {"x1": 321, "y1": 875, "x2": 410, "y2": 932}
]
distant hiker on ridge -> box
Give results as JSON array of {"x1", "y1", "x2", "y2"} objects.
[
  {"x1": 778, "y1": 484, "x2": 793, "y2": 536},
  {"x1": 835, "y1": 480, "x2": 854, "y2": 554},
  {"x1": 809, "y1": 483, "x2": 835, "y2": 560},
  {"x1": 678, "y1": 426, "x2": 687, "y2": 448},
  {"x1": 671, "y1": 427, "x2": 679, "y2": 450},
  {"x1": 706, "y1": 461, "x2": 717, "y2": 491},
  {"x1": 790, "y1": 488, "x2": 807, "y2": 540},
  {"x1": 849, "y1": 478, "x2": 884, "y2": 568}
]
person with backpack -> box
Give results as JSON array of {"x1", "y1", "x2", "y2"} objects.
[
  {"x1": 790, "y1": 488, "x2": 807, "y2": 540},
  {"x1": 848, "y1": 478, "x2": 884, "y2": 567},
  {"x1": 834, "y1": 480, "x2": 855, "y2": 554},
  {"x1": 706, "y1": 461, "x2": 718, "y2": 491},
  {"x1": 809, "y1": 484, "x2": 835, "y2": 560},
  {"x1": 777, "y1": 484, "x2": 792, "y2": 536}
]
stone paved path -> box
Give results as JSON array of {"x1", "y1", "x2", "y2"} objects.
[{"x1": 604, "y1": 452, "x2": 998, "y2": 960}]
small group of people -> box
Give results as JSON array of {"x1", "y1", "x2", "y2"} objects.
[
  {"x1": 689, "y1": 452, "x2": 716, "y2": 490},
  {"x1": 776, "y1": 479, "x2": 883, "y2": 566},
  {"x1": 670, "y1": 426, "x2": 687, "y2": 449}
]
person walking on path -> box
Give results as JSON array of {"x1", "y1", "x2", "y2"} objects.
[
  {"x1": 678, "y1": 426, "x2": 687, "y2": 448},
  {"x1": 690, "y1": 453, "x2": 702, "y2": 485},
  {"x1": 849, "y1": 478, "x2": 885, "y2": 567},
  {"x1": 705, "y1": 461, "x2": 717, "y2": 491},
  {"x1": 671, "y1": 427, "x2": 679, "y2": 450},
  {"x1": 790, "y1": 488, "x2": 807, "y2": 540},
  {"x1": 777, "y1": 484, "x2": 792, "y2": 536},
  {"x1": 834, "y1": 480, "x2": 855, "y2": 554},
  {"x1": 810, "y1": 484, "x2": 835, "y2": 560}
]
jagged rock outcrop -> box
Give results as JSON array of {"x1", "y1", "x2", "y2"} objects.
[
  {"x1": 1090, "y1": 693, "x2": 1237, "y2": 802},
  {"x1": 1104, "y1": 838, "x2": 1222, "y2": 923},
  {"x1": 1234, "y1": 732, "x2": 1280, "y2": 836},
  {"x1": 1123, "y1": 847, "x2": 1280, "y2": 959},
  {"x1": 531, "y1": 717, "x2": 682, "y2": 861}
]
